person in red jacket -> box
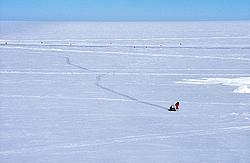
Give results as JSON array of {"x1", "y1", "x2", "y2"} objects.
[{"x1": 175, "y1": 101, "x2": 180, "y2": 111}]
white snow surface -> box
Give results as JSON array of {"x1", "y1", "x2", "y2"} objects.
[{"x1": 0, "y1": 21, "x2": 250, "y2": 163}]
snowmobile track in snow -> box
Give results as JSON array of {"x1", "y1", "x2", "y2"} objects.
[{"x1": 64, "y1": 56, "x2": 168, "y2": 110}]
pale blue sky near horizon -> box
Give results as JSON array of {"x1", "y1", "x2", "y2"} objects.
[{"x1": 0, "y1": 0, "x2": 249, "y2": 21}]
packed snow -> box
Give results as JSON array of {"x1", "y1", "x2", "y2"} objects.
[{"x1": 0, "y1": 21, "x2": 250, "y2": 163}]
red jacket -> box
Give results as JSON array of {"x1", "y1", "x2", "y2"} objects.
[{"x1": 175, "y1": 102, "x2": 180, "y2": 110}]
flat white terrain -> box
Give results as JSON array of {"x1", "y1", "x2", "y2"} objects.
[{"x1": 0, "y1": 21, "x2": 250, "y2": 163}]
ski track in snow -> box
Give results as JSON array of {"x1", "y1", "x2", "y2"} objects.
[
  {"x1": 0, "y1": 43, "x2": 173, "y2": 110},
  {"x1": 64, "y1": 55, "x2": 168, "y2": 110},
  {"x1": 96, "y1": 75, "x2": 168, "y2": 110}
]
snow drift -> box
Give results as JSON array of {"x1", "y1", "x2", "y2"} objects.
[{"x1": 177, "y1": 77, "x2": 250, "y2": 94}]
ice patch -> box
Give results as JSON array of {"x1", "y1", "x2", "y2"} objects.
[{"x1": 177, "y1": 77, "x2": 250, "y2": 94}]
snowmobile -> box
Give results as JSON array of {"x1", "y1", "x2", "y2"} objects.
[{"x1": 168, "y1": 105, "x2": 178, "y2": 111}]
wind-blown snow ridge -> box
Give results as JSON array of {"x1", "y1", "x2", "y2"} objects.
[
  {"x1": 233, "y1": 85, "x2": 250, "y2": 94},
  {"x1": 2, "y1": 70, "x2": 248, "y2": 76},
  {"x1": 2, "y1": 42, "x2": 250, "y2": 50},
  {"x1": 1, "y1": 45, "x2": 250, "y2": 61},
  {"x1": 177, "y1": 77, "x2": 250, "y2": 94},
  {"x1": 0, "y1": 94, "x2": 132, "y2": 102}
]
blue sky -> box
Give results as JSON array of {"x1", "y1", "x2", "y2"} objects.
[{"x1": 0, "y1": 0, "x2": 249, "y2": 21}]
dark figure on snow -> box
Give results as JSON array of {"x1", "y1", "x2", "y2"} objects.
[{"x1": 168, "y1": 101, "x2": 180, "y2": 111}]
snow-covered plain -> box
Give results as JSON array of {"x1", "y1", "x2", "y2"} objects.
[{"x1": 0, "y1": 21, "x2": 250, "y2": 163}]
